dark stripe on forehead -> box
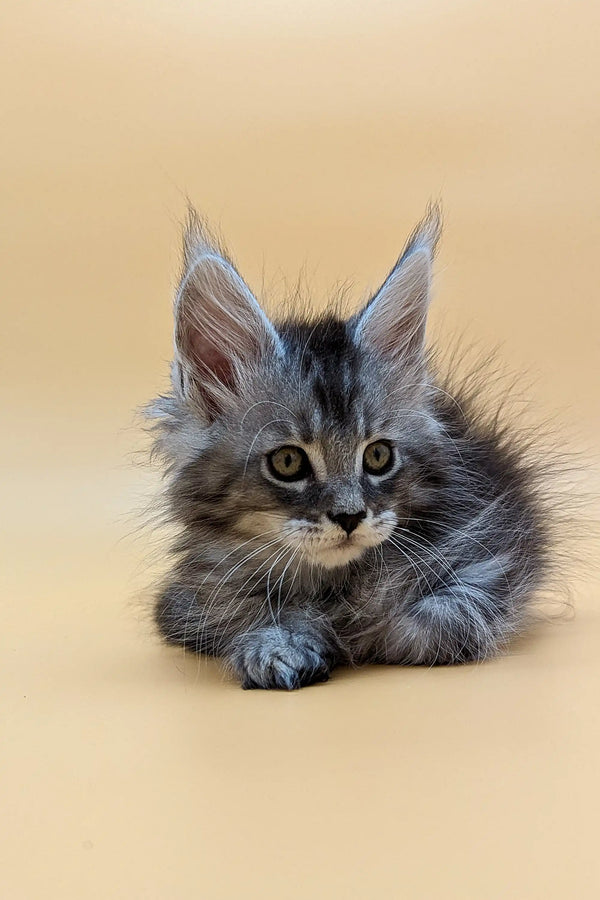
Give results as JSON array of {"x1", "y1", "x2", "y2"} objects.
[
  {"x1": 278, "y1": 315, "x2": 354, "y2": 363},
  {"x1": 278, "y1": 315, "x2": 363, "y2": 426}
]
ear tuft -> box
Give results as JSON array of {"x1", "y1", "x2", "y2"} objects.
[
  {"x1": 401, "y1": 200, "x2": 442, "y2": 261},
  {"x1": 181, "y1": 205, "x2": 232, "y2": 271}
]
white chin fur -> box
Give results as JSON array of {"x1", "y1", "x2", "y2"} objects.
[{"x1": 311, "y1": 542, "x2": 370, "y2": 569}]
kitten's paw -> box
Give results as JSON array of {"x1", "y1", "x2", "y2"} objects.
[{"x1": 230, "y1": 626, "x2": 331, "y2": 690}]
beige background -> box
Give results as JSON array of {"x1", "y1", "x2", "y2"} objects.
[{"x1": 2, "y1": 1, "x2": 599, "y2": 898}]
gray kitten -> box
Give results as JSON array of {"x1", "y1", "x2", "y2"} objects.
[{"x1": 147, "y1": 206, "x2": 550, "y2": 689}]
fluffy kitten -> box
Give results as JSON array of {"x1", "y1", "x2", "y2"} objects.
[{"x1": 147, "y1": 206, "x2": 551, "y2": 689}]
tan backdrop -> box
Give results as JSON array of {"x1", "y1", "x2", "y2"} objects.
[{"x1": 2, "y1": 2, "x2": 599, "y2": 897}]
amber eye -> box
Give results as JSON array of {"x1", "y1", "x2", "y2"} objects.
[
  {"x1": 363, "y1": 440, "x2": 393, "y2": 475},
  {"x1": 267, "y1": 446, "x2": 312, "y2": 482}
]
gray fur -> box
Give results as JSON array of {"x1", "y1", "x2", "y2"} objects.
[{"x1": 147, "y1": 205, "x2": 552, "y2": 689}]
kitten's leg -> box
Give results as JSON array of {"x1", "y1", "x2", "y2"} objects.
[
  {"x1": 154, "y1": 583, "x2": 213, "y2": 653},
  {"x1": 387, "y1": 563, "x2": 519, "y2": 665},
  {"x1": 228, "y1": 615, "x2": 340, "y2": 690},
  {"x1": 155, "y1": 585, "x2": 339, "y2": 689}
]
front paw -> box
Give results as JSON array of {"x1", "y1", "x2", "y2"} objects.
[{"x1": 230, "y1": 626, "x2": 331, "y2": 690}]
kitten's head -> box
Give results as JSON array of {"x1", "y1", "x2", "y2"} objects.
[{"x1": 151, "y1": 207, "x2": 444, "y2": 569}]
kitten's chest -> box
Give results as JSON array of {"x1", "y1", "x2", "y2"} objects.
[
  {"x1": 308, "y1": 562, "x2": 396, "y2": 623},
  {"x1": 303, "y1": 553, "x2": 415, "y2": 657}
]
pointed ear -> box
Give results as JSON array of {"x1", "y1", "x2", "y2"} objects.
[
  {"x1": 351, "y1": 204, "x2": 441, "y2": 363},
  {"x1": 173, "y1": 211, "x2": 281, "y2": 420}
]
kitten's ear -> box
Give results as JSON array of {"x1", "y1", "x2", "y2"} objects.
[
  {"x1": 173, "y1": 210, "x2": 281, "y2": 420},
  {"x1": 352, "y1": 204, "x2": 441, "y2": 363}
]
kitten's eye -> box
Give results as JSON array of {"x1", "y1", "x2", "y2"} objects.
[
  {"x1": 267, "y1": 446, "x2": 312, "y2": 482},
  {"x1": 363, "y1": 440, "x2": 393, "y2": 476}
]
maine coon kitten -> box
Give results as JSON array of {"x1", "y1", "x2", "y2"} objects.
[{"x1": 147, "y1": 206, "x2": 551, "y2": 689}]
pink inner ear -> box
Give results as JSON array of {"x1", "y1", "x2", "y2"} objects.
[
  {"x1": 201, "y1": 344, "x2": 235, "y2": 388},
  {"x1": 185, "y1": 320, "x2": 238, "y2": 391},
  {"x1": 174, "y1": 248, "x2": 277, "y2": 418}
]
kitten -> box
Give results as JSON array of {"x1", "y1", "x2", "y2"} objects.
[{"x1": 147, "y1": 205, "x2": 551, "y2": 689}]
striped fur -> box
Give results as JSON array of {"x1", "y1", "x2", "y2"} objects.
[{"x1": 146, "y1": 207, "x2": 551, "y2": 689}]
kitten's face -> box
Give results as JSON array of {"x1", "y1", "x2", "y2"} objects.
[
  {"x1": 156, "y1": 205, "x2": 442, "y2": 571},
  {"x1": 174, "y1": 319, "x2": 440, "y2": 570},
  {"x1": 239, "y1": 429, "x2": 400, "y2": 569},
  {"x1": 254, "y1": 434, "x2": 399, "y2": 570}
]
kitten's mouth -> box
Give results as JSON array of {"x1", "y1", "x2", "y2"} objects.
[
  {"x1": 322, "y1": 531, "x2": 361, "y2": 549},
  {"x1": 310, "y1": 533, "x2": 373, "y2": 568}
]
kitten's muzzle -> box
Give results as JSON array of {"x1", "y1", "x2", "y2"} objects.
[{"x1": 327, "y1": 510, "x2": 367, "y2": 536}]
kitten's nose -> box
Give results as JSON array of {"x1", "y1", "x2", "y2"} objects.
[{"x1": 327, "y1": 510, "x2": 367, "y2": 536}]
